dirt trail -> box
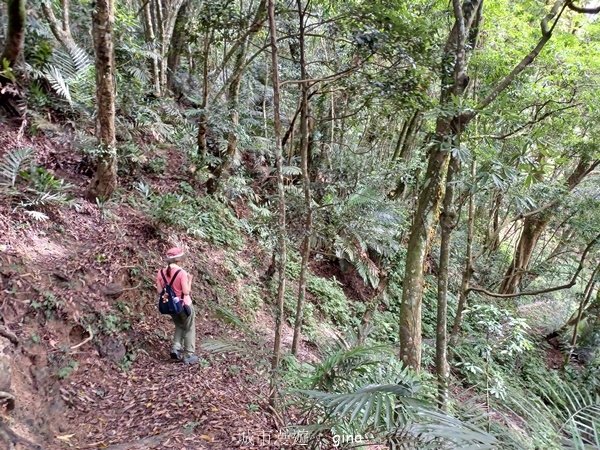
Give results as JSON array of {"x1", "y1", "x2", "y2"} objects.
[{"x1": 61, "y1": 313, "x2": 276, "y2": 449}]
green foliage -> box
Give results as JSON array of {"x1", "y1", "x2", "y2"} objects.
[
  {"x1": 289, "y1": 334, "x2": 496, "y2": 449},
  {"x1": 307, "y1": 276, "x2": 352, "y2": 327},
  {"x1": 0, "y1": 147, "x2": 72, "y2": 220},
  {"x1": 238, "y1": 284, "x2": 264, "y2": 320},
  {"x1": 57, "y1": 360, "x2": 79, "y2": 380},
  {"x1": 31, "y1": 292, "x2": 64, "y2": 318},
  {"x1": 100, "y1": 313, "x2": 131, "y2": 335},
  {"x1": 139, "y1": 183, "x2": 243, "y2": 249}
]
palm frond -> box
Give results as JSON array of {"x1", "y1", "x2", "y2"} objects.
[{"x1": 308, "y1": 343, "x2": 398, "y2": 391}]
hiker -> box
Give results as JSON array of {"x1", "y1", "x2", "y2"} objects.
[{"x1": 155, "y1": 247, "x2": 199, "y2": 364}]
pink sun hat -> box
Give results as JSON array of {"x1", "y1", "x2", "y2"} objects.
[{"x1": 166, "y1": 247, "x2": 185, "y2": 262}]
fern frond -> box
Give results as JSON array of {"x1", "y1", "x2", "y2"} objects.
[
  {"x1": 127, "y1": 66, "x2": 150, "y2": 84},
  {"x1": 23, "y1": 210, "x2": 49, "y2": 221},
  {"x1": 44, "y1": 65, "x2": 72, "y2": 104},
  {"x1": 0, "y1": 147, "x2": 33, "y2": 188},
  {"x1": 66, "y1": 45, "x2": 92, "y2": 73},
  {"x1": 201, "y1": 338, "x2": 255, "y2": 355},
  {"x1": 282, "y1": 165, "x2": 302, "y2": 176}
]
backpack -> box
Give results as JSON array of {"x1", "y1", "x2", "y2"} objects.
[{"x1": 158, "y1": 269, "x2": 183, "y2": 315}]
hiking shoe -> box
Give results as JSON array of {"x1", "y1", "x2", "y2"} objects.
[
  {"x1": 183, "y1": 354, "x2": 199, "y2": 365},
  {"x1": 170, "y1": 349, "x2": 182, "y2": 361}
]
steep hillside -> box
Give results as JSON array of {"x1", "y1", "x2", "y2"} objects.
[{"x1": 0, "y1": 122, "x2": 303, "y2": 449}]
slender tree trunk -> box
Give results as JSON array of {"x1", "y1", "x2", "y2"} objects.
[
  {"x1": 451, "y1": 159, "x2": 476, "y2": 344},
  {"x1": 141, "y1": 0, "x2": 160, "y2": 96},
  {"x1": 88, "y1": 0, "x2": 117, "y2": 200},
  {"x1": 41, "y1": 0, "x2": 78, "y2": 52},
  {"x1": 436, "y1": 157, "x2": 458, "y2": 410},
  {"x1": 268, "y1": 0, "x2": 288, "y2": 407},
  {"x1": 292, "y1": 0, "x2": 313, "y2": 355},
  {"x1": 206, "y1": 0, "x2": 267, "y2": 193},
  {"x1": 499, "y1": 216, "x2": 549, "y2": 294},
  {"x1": 206, "y1": 45, "x2": 246, "y2": 194},
  {"x1": 1, "y1": 0, "x2": 26, "y2": 67},
  {"x1": 390, "y1": 110, "x2": 423, "y2": 199},
  {"x1": 484, "y1": 190, "x2": 502, "y2": 255},
  {"x1": 563, "y1": 263, "x2": 600, "y2": 368},
  {"x1": 197, "y1": 34, "x2": 211, "y2": 159}
]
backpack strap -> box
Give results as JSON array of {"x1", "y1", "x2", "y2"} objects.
[
  {"x1": 160, "y1": 268, "x2": 182, "y2": 288},
  {"x1": 168, "y1": 269, "x2": 182, "y2": 287}
]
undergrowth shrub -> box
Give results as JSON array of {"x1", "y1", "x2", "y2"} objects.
[
  {"x1": 139, "y1": 182, "x2": 243, "y2": 249},
  {"x1": 307, "y1": 275, "x2": 352, "y2": 326},
  {"x1": 0, "y1": 147, "x2": 72, "y2": 220}
]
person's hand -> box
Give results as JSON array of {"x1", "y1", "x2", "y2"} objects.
[{"x1": 183, "y1": 294, "x2": 192, "y2": 306}]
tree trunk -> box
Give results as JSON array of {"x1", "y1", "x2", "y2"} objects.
[
  {"x1": 197, "y1": 34, "x2": 211, "y2": 159},
  {"x1": 390, "y1": 110, "x2": 423, "y2": 199},
  {"x1": 158, "y1": 0, "x2": 186, "y2": 92},
  {"x1": 436, "y1": 157, "x2": 458, "y2": 410},
  {"x1": 499, "y1": 215, "x2": 549, "y2": 294},
  {"x1": 1, "y1": 0, "x2": 26, "y2": 67},
  {"x1": 563, "y1": 263, "x2": 600, "y2": 368},
  {"x1": 450, "y1": 158, "x2": 476, "y2": 344},
  {"x1": 268, "y1": 0, "x2": 288, "y2": 407},
  {"x1": 400, "y1": 135, "x2": 452, "y2": 369},
  {"x1": 41, "y1": 0, "x2": 78, "y2": 52},
  {"x1": 141, "y1": 0, "x2": 161, "y2": 96},
  {"x1": 206, "y1": 44, "x2": 246, "y2": 194},
  {"x1": 88, "y1": 0, "x2": 117, "y2": 200},
  {"x1": 500, "y1": 159, "x2": 598, "y2": 294},
  {"x1": 166, "y1": 0, "x2": 189, "y2": 91},
  {"x1": 292, "y1": 0, "x2": 313, "y2": 355},
  {"x1": 205, "y1": 0, "x2": 267, "y2": 193}
]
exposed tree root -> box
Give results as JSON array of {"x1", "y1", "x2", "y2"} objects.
[
  {"x1": 0, "y1": 421, "x2": 42, "y2": 450},
  {"x1": 0, "y1": 327, "x2": 19, "y2": 346}
]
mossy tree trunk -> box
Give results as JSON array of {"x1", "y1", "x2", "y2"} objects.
[
  {"x1": 267, "y1": 0, "x2": 288, "y2": 407},
  {"x1": 436, "y1": 157, "x2": 458, "y2": 410},
  {"x1": 292, "y1": 0, "x2": 313, "y2": 355},
  {"x1": 1, "y1": 0, "x2": 26, "y2": 67},
  {"x1": 88, "y1": 0, "x2": 118, "y2": 201}
]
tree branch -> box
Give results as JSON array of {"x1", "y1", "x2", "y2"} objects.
[
  {"x1": 567, "y1": 2, "x2": 600, "y2": 13},
  {"x1": 470, "y1": 0, "x2": 567, "y2": 117},
  {"x1": 468, "y1": 232, "x2": 600, "y2": 298},
  {"x1": 483, "y1": 103, "x2": 580, "y2": 140}
]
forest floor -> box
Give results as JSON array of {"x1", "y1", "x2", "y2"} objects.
[{"x1": 0, "y1": 121, "x2": 310, "y2": 449}]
